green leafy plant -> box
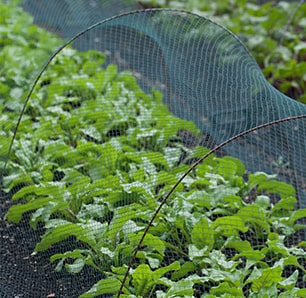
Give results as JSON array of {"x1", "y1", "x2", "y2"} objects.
[{"x1": 0, "y1": 2, "x2": 62, "y2": 108}]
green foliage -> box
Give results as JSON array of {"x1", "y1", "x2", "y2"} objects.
[
  {"x1": 1, "y1": 2, "x2": 306, "y2": 297},
  {"x1": 0, "y1": 2, "x2": 62, "y2": 109},
  {"x1": 142, "y1": 0, "x2": 306, "y2": 103}
]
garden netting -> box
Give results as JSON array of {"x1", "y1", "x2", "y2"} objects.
[{"x1": 0, "y1": 0, "x2": 306, "y2": 297}]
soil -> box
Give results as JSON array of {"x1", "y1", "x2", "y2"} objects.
[{"x1": 0, "y1": 192, "x2": 104, "y2": 298}]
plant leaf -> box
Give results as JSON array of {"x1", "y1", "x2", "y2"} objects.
[
  {"x1": 191, "y1": 217, "x2": 214, "y2": 250},
  {"x1": 79, "y1": 278, "x2": 121, "y2": 297}
]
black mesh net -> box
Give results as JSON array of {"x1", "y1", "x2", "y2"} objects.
[{"x1": 1, "y1": 1, "x2": 306, "y2": 297}]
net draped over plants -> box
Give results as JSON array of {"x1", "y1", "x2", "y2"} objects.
[{"x1": 0, "y1": 0, "x2": 306, "y2": 297}]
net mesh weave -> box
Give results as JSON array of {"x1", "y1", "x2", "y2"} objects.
[{"x1": 0, "y1": 1, "x2": 305, "y2": 297}]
